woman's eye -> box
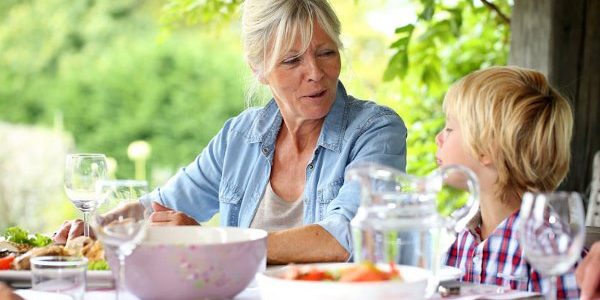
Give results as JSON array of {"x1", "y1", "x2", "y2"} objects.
[
  {"x1": 319, "y1": 50, "x2": 337, "y2": 57},
  {"x1": 444, "y1": 127, "x2": 453, "y2": 133},
  {"x1": 282, "y1": 57, "x2": 301, "y2": 65}
]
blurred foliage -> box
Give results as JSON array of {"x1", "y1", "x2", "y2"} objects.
[
  {"x1": 160, "y1": 0, "x2": 243, "y2": 32},
  {"x1": 0, "y1": 0, "x2": 247, "y2": 183},
  {"x1": 437, "y1": 186, "x2": 470, "y2": 217},
  {"x1": 383, "y1": 0, "x2": 511, "y2": 175}
]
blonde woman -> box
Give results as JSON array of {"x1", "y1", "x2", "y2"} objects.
[{"x1": 55, "y1": 0, "x2": 407, "y2": 264}]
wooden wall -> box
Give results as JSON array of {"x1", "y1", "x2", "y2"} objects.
[{"x1": 510, "y1": 0, "x2": 600, "y2": 196}]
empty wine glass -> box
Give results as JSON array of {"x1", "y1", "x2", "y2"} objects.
[
  {"x1": 64, "y1": 153, "x2": 108, "y2": 237},
  {"x1": 92, "y1": 180, "x2": 150, "y2": 299},
  {"x1": 519, "y1": 192, "x2": 586, "y2": 300}
]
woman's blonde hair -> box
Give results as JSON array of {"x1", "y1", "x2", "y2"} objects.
[
  {"x1": 443, "y1": 66, "x2": 573, "y2": 203},
  {"x1": 242, "y1": 0, "x2": 342, "y2": 105}
]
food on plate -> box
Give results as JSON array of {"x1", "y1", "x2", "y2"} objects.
[
  {"x1": 3, "y1": 227, "x2": 52, "y2": 248},
  {"x1": 66, "y1": 236, "x2": 105, "y2": 262},
  {"x1": 11, "y1": 245, "x2": 71, "y2": 270},
  {"x1": 0, "y1": 226, "x2": 108, "y2": 271},
  {"x1": 0, "y1": 254, "x2": 16, "y2": 270},
  {"x1": 282, "y1": 262, "x2": 402, "y2": 282}
]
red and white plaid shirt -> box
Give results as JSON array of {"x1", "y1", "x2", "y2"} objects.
[{"x1": 443, "y1": 210, "x2": 586, "y2": 300}]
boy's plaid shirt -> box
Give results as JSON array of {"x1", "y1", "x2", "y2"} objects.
[{"x1": 443, "y1": 210, "x2": 585, "y2": 300}]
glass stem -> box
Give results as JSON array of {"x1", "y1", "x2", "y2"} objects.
[
  {"x1": 117, "y1": 252, "x2": 126, "y2": 300},
  {"x1": 546, "y1": 275, "x2": 557, "y2": 300},
  {"x1": 83, "y1": 211, "x2": 90, "y2": 237}
]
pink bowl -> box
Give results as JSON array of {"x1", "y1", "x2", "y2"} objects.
[{"x1": 108, "y1": 226, "x2": 267, "y2": 300}]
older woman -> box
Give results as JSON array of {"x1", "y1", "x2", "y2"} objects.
[{"x1": 56, "y1": 0, "x2": 407, "y2": 264}]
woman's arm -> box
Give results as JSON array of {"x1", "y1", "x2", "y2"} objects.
[{"x1": 267, "y1": 224, "x2": 349, "y2": 264}]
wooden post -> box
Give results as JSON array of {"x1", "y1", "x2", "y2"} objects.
[{"x1": 510, "y1": 0, "x2": 600, "y2": 195}]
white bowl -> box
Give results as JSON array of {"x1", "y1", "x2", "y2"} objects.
[
  {"x1": 256, "y1": 263, "x2": 431, "y2": 300},
  {"x1": 107, "y1": 226, "x2": 267, "y2": 300}
]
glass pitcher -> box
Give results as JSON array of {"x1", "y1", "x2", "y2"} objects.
[{"x1": 347, "y1": 162, "x2": 479, "y2": 295}]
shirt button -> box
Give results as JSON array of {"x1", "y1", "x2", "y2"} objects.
[
  {"x1": 262, "y1": 147, "x2": 269, "y2": 155},
  {"x1": 307, "y1": 163, "x2": 314, "y2": 170}
]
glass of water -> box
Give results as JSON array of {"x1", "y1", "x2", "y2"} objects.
[
  {"x1": 65, "y1": 153, "x2": 108, "y2": 237},
  {"x1": 92, "y1": 179, "x2": 150, "y2": 299},
  {"x1": 31, "y1": 256, "x2": 88, "y2": 300},
  {"x1": 519, "y1": 192, "x2": 586, "y2": 300}
]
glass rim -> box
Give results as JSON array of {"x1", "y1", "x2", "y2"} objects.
[
  {"x1": 66, "y1": 153, "x2": 107, "y2": 158},
  {"x1": 30, "y1": 256, "x2": 88, "y2": 267},
  {"x1": 97, "y1": 179, "x2": 148, "y2": 187}
]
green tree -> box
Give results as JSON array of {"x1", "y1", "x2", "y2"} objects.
[{"x1": 0, "y1": 0, "x2": 247, "y2": 182}]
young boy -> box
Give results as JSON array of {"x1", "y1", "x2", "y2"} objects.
[{"x1": 437, "y1": 66, "x2": 582, "y2": 299}]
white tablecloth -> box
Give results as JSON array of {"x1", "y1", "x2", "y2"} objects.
[{"x1": 16, "y1": 285, "x2": 262, "y2": 300}]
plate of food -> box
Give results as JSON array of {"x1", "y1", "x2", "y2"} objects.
[
  {"x1": 256, "y1": 262, "x2": 432, "y2": 300},
  {"x1": 0, "y1": 226, "x2": 113, "y2": 288}
]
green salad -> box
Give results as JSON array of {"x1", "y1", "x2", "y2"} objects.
[
  {"x1": 2, "y1": 226, "x2": 110, "y2": 271},
  {"x1": 2, "y1": 226, "x2": 53, "y2": 247}
]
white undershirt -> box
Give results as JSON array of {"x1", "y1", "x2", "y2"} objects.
[{"x1": 249, "y1": 181, "x2": 304, "y2": 232}]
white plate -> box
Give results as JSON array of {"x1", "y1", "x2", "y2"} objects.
[
  {"x1": 15, "y1": 290, "x2": 73, "y2": 300},
  {"x1": 257, "y1": 263, "x2": 431, "y2": 300},
  {"x1": 0, "y1": 270, "x2": 113, "y2": 288},
  {"x1": 436, "y1": 266, "x2": 463, "y2": 282}
]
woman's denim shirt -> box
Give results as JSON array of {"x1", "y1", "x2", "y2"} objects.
[{"x1": 147, "y1": 81, "x2": 407, "y2": 254}]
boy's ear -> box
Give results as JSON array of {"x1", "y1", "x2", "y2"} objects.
[{"x1": 479, "y1": 153, "x2": 493, "y2": 166}]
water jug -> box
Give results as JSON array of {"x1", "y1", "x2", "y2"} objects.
[{"x1": 347, "y1": 162, "x2": 479, "y2": 295}]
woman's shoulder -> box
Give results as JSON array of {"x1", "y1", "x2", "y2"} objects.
[
  {"x1": 222, "y1": 106, "x2": 265, "y2": 131},
  {"x1": 343, "y1": 95, "x2": 406, "y2": 131}
]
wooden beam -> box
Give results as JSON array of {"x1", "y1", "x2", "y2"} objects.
[{"x1": 570, "y1": 0, "x2": 600, "y2": 194}]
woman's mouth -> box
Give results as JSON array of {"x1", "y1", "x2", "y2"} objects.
[{"x1": 306, "y1": 89, "x2": 327, "y2": 99}]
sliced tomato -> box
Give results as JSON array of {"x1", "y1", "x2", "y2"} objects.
[
  {"x1": 0, "y1": 254, "x2": 15, "y2": 270},
  {"x1": 297, "y1": 269, "x2": 334, "y2": 281}
]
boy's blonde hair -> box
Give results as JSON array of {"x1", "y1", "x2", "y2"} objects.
[{"x1": 443, "y1": 66, "x2": 573, "y2": 203}]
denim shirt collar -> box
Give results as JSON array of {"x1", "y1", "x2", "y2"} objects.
[{"x1": 247, "y1": 81, "x2": 348, "y2": 153}]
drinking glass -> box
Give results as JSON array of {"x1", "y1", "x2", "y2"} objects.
[
  {"x1": 519, "y1": 192, "x2": 586, "y2": 300},
  {"x1": 91, "y1": 180, "x2": 150, "y2": 300},
  {"x1": 31, "y1": 256, "x2": 88, "y2": 300},
  {"x1": 65, "y1": 153, "x2": 108, "y2": 237}
]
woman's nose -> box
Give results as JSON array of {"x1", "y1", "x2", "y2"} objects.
[{"x1": 305, "y1": 56, "x2": 324, "y2": 82}]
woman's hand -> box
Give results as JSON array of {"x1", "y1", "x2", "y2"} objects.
[
  {"x1": 576, "y1": 241, "x2": 600, "y2": 300},
  {"x1": 52, "y1": 219, "x2": 96, "y2": 244},
  {"x1": 150, "y1": 202, "x2": 199, "y2": 226}
]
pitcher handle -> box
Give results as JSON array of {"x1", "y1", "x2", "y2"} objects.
[{"x1": 435, "y1": 164, "x2": 480, "y2": 233}]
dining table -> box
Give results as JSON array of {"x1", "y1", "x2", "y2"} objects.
[{"x1": 9, "y1": 277, "x2": 543, "y2": 300}]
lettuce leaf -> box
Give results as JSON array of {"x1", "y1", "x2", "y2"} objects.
[
  {"x1": 88, "y1": 260, "x2": 110, "y2": 270},
  {"x1": 2, "y1": 226, "x2": 53, "y2": 247}
]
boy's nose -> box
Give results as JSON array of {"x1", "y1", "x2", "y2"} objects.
[{"x1": 435, "y1": 131, "x2": 443, "y2": 146}]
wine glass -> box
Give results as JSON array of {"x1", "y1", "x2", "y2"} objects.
[
  {"x1": 92, "y1": 180, "x2": 150, "y2": 299},
  {"x1": 519, "y1": 192, "x2": 586, "y2": 300},
  {"x1": 64, "y1": 153, "x2": 108, "y2": 237}
]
